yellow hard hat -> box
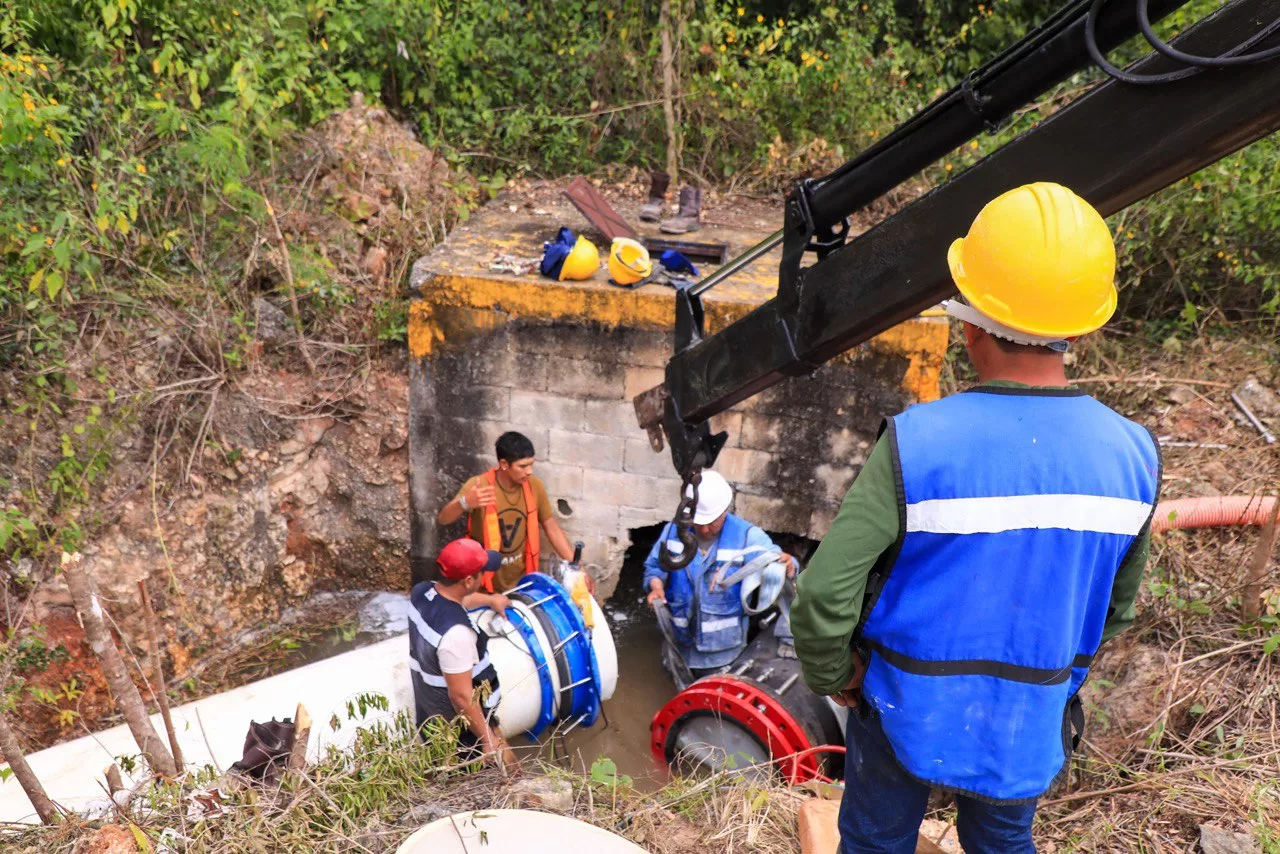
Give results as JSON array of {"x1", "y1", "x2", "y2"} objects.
[
  {"x1": 608, "y1": 237, "x2": 652, "y2": 285},
  {"x1": 947, "y1": 182, "x2": 1117, "y2": 337},
  {"x1": 559, "y1": 235, "x2": 600, "y2": 281}
]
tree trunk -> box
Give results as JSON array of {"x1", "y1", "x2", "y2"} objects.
[
  {"x1": 0, "y1": 709, "x2": 59, "y2": 824},
  {"x1": 659, "y1": 0, "x2": 680, "y2": 182},
  {"x1": 1242, "y1": 495, "x2": 1280, "y2": 620},
  {"x1": 138, "y1": 581, "x2": 184, "y2": 769},
  {"x1": 62, "y1": 553, "x2": 177, "y2": 777}
]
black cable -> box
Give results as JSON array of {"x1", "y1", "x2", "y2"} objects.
[
  {"x1": 1087, "y1": 0, "x2": 1280, "y2": 84},
  {"x1": 1137, "y1": 0, "x2": 1280, "y2": 65}
]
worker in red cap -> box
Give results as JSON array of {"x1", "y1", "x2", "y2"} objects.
[{"x1": 409, "y1": 538, "x2": 516, "y2": 768}]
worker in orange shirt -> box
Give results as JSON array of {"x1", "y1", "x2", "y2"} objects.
[{"x1": 437, "y1": 431, "x2": 577, "y2": 599}]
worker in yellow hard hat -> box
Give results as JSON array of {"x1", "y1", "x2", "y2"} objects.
[{"x1": 792, "y1": 182, "x2": 1159, "y2": 852}]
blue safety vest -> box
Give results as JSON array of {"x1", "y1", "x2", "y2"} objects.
[
  {"x1": 660, "y1": 514, "x2": 756, "y2": 667},
  {"x1": 859, "y1": 387, "x2": 1160, "y2": 802}
]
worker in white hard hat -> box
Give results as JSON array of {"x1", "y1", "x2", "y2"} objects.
[
  {"x1": 791, "y1": 183, "x2": 1160, "y2": 853},
  {"x1": 643, "y1": 470, "x2": 799, "y2": 678}
]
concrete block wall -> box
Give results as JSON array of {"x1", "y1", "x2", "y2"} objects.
[{"x1": 410, "y1": 315, "x2": 916, "y2": 597}]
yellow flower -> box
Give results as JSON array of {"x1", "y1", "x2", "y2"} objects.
[
  {"x1": 778, "y1": 18, "x2": 785, "y2": 26},
  {"x1": 757, "y1": 14, "x2": 764, "y2": 22},
  {"x1": 137, "y1": 163, "x2": 147, "y2": 174},
  {"x1": 56, "y1": 157, "x2": 66, "y2": 166},
  {"x1": 45, "y1": 237, "x2": 53, "y2": 246},
  {"x1": 232, "y1": 8, "x2": 239, "y2": 14},
  {"x1": 970, "y1": 140, "x2": 979, "y2": 150},
  {"x1": 91, "y1": 182, "x2": 98, "y2": 190},
  {"x1": 718, "y1": 44, "x2": 726, "y2": 52},
  {"x1": 731, "y1": 81, "x2": 738, "y2": 88},
  {"x1": 39, "y1": 63, "x2": 47, "y2": 71},
  {"x1": 49, "y1": 97, "x2": 57, "y2": 105},
  {"x1": 1127, "y1": 231, "x2": 1134, "y2": 238},
  {"x1": 737, "y1": 7, "x2": 744, "y2": 15},
  {"x1": 944, "y1": 163, "x2": 953, "y2": 171},
  {"x1": 30, "y1": 225, "x2": 38, "y2": 233},
  {"x1": 321, "y1": 37, "x2": 329, "y2": 50},
  {"x1": 1217, "y1": 251, "x2": 1224, "y2": 258}
]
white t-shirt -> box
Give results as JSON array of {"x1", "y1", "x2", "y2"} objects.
[{"x1": 437, "y1": 625, "x2": 479, "y2": 674}]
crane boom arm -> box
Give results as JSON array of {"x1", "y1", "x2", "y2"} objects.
[{"x1": 637, "y1": 0, "x2": 1280, "y2": 478}]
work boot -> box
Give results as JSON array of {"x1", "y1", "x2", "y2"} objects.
[
  {"x1": 638, "y1": 170, "x2": 670, "y2": 222},
  {"x1": 659, "y1": 186, "x2": 701, "y2": 234}
]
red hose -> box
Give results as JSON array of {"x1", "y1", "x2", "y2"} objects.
[{"x1": 1152, "y1": 496, "x2": 1278, "y2": 532}]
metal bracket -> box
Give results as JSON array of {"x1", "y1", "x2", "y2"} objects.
[{"x1": 778, "y1": 179, "x2": 850, "y2": 309}]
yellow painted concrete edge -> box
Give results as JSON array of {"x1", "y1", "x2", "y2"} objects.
[{"x1": 409, "y1": 273, "x2": 949, "y2": 403}]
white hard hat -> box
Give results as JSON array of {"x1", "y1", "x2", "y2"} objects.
[{"x1": 686, "y1": 470, "x2": 733, "y2": 525}]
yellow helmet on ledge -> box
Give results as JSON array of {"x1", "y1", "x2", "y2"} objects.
[
  {"x1": 559, "y1": 235, "x2": 601, "y2": 281},
  {"x1": 947, "y1": 182, "x2": 1117, "y2": 337},
  {"x1": 608, "y1": 237, "x2": 652, "y2": 285}
]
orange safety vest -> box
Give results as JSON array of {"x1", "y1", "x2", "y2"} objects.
[{"x1": 466, "y1": 469, "x2": 540, "y2": 592}]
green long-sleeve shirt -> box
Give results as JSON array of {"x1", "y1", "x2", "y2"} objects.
[{"x1": 791, "y1": 382, "x2": 1152, "y2": 696}]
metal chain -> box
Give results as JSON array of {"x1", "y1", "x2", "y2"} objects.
[{"x1": 659, "y1": 469, "x2": 701, "y2": 571}]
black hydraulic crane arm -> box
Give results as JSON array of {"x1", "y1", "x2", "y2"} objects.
[{"x1": 637, "y1": 0, "x2": 1280, "y2": 482}]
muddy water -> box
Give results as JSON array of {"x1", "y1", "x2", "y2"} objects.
[{"x1": 548, "y1": 539, "x2": 677, "y2": 790}]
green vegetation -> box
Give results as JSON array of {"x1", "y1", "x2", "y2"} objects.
[{"x1": 2, "y1": 0, "x2": 1275, "y2": 385}]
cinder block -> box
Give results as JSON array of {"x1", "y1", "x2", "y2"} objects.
[
  {"x1": 510, "y1": 391, "x2": 585, "y2": 432},
  {"x1": 583, "y1": 400, "x2": 645, "y2": 438},
  {"x1": 735, "y1": 492, "x2": 811, "y2": 535},
  {"x1": 557, "y1": 501, "x2": 620, "y2": 536},
  {"x1": 739, "y1": 413, "x2": 790, "y2": 452},
  {"x1": 539, "y1": 464, "x2": 584, "y2": 500},
  {"x1": 712, "y1": 447, "x2": 777, "y2": 488},
  {"x1": 623, "y1": 366, "x2": 666, "y2": 401},
  {"x1": 582, "y1": 469, "x2": 667, "y2": 510},
  {"x1": 825, "y1": 427, "x2": 872, "y2": 463},
  {"x1": 623, "y1": 437, "x2": 679, "y2": 478},
  {"x1": 619, "y1": 330, "x2": 671, "y2": 368},
  {"x1": 815, "y1": 463, "x2": 858, "y2": 503},
  {"x1": 544, "y1": 356, "x2": 625, "y2": 400},
  {"x1": 468, "y1": 420, "x2": 548, "y2": 464},
  {"x1": 619, "y1": 505, "x2": 673, "y2": 533},
  {"x1": 549, "y1": 429, "x2": 623, "y2": 470},
  {"x1": 709, "y1": 411, "x2": 744, "y2": 448},
  {"x1": 436, "y1": 384, "x2": 511, "y2": 422},
  {"x1": 808, "y1": 503, "x2": 841, "y2": 540}
]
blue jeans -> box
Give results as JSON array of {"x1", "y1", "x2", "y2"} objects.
[{"x1": 838, "y1": 708, "x2": 1038, "y2": 854}]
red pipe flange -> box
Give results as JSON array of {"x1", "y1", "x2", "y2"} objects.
[{"x1": 650, "y1": 675, "x2": 821, "y2": 783}]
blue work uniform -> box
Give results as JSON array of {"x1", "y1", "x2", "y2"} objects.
[{"x1": 643, "y1": 514, "x2": 785, "y2": 671}]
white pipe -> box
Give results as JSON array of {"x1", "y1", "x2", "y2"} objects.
[{"x1": 0, "y1": 584, "x2": 617, "y2": 825}]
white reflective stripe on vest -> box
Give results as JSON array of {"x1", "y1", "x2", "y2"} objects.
[
  {"x1": 700, "y1": 617, "x2": 740, "y2": 634},
  {"x1": 409, "y1": 657, "x2": 447, "y2": 688},
  {"x1": 407, "y1": 603, "x2": 443, "y2": 646},
  {"x1": 905, "y1": 494, "x2": 1153, "y2": 536},
  {"x1": 670, "y1": 615, "x2": 689, "y2": 627},
  {"x1": 409, "y1": 653, "x2": 493, "y2": 687}
]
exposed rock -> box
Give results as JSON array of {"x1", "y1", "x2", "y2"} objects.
[
  {"x1": 72, "y1": 825, "x2": 137, "y2": 854},
  {"x1": 253, "y1": 297, "x2": 291, "y2": 346},
  {"x1": 1166, "y1": 384, "x2": 1197, "y2": 405},
  {"x1": 505, "y1": 777, "x2": 575, "y2": 813},
  {"x1": 1233, "y1": 376, "x2": 1280, "y2": 431},
  {"x1": 1200, "y1": 825, "x2": 1261, "y2": 854}
]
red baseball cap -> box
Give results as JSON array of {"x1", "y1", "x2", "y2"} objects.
[{"x1": 437, "y1": 538, "x2": 501, "y2": 580}]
